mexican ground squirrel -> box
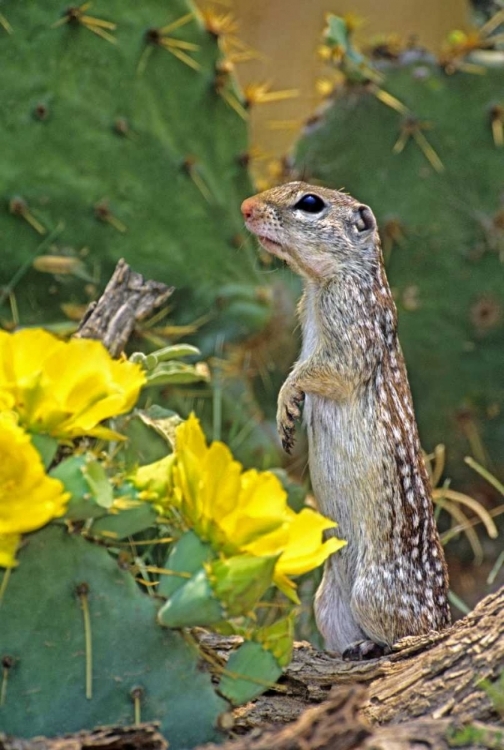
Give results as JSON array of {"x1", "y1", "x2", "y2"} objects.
[{"x1": 241, "y1": 182, "x2": 450, "y2": 660}]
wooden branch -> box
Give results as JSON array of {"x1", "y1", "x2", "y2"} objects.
[
  {"x1": 0, "y1": 724, "x2": 167, "y2": 750},
  {"x1": 194, "y1": 585, "x2": 504, "y2": 748},
  {"x1": 75, "y1": 259, "x2": 173, "y2": 356},
  {"x1": 199, "y1": 686, "x2": 372, "y2": 750},
  {"x1": 198, "y1": 688, "x2": 504, "y2": 750}
]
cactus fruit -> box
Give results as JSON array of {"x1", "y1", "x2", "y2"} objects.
[{"x1": 294, "y1": 18, "x2": 504, "y2": 482}]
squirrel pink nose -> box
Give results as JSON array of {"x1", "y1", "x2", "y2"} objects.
[{"x1": 241, "y1": 197, "x2": 257, "y2": 220}]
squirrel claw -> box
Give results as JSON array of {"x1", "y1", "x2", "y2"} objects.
[
  {"x1": 281, "y1": 428, "x2": 295, "y2": 454},
  {"x1": 277, "y1": 383, "x2": 304, "y2": 454}
]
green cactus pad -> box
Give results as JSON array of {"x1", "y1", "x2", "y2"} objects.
[
  {"x1": 0, "y1": 0, "x2": 258, "y2": 327},
  {"x1": 0, "y1": 525, "x2": 226, "y2": 747}
]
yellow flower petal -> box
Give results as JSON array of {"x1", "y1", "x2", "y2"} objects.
[
  {"x1": 0, "y1": 412, "x2": 70, "y2": 567},
  {"x1": 163, "y1": 415, "x2": 346, "y2": 599},
  {"x1": 242, "y1": 522, "x2": 290, "y2": 558},
  {"x1": 216, "y1": 470, "x2": 288, "y2": 553},
  {"x1": 271, "y1": 571, "x2": 300, "y2": 604},
  {"x1": 171, "y1": 415, "x2": 242, "y2": 543},
  {"x1": 0, "y1": 329, "x2": 145, "y2": 440},
  {"x1": 133, "y1": 454, "x2": 174, "y2": 498},
  {"x1": 275, "y1": 508, "x2": 346, "y2": 578},
  {"x1": 0, "y1": 329, "x2": 59, "y2": 389},
  {"x1": 173, "y1": 448, "x2": 205, "y2": 521},
  {"x1": 200, "y1": 442, "x2": 241, "y2": 525},
  {"x1": 175, "y1": 412, "x2": 208, "y2": 461},
  {"x1": 0, "y1": 390, "x2": 14, "y2": 411},
  {"x1": 0, "y1": 533, "x2": 21, "y2": 568},
  {"x1": 239, "y1": 470, "x2": 288, "y2": 520}
]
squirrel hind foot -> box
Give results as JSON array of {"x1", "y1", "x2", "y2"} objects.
[{"x1": 342, "y1": 639, "x2": 391, "y2": 662}]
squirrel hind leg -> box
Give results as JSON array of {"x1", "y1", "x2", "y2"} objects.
[
  {"x1": 342, "y1": 640, "x2": 391, "y2": 661},
  {"x1": 314, "y1": 560, "x2": 368, "y2": 654},
  {"x1": 350, "y1": 568, "x2": 432, "y2": 648}
]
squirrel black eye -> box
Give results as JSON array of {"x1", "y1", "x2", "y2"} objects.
[{"x1": 294, "y1": 194, "x2": 326, "y2": 214}]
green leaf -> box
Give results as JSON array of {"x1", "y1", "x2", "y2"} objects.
[
  {"x1": 129, "y1": 351, "x2": 148, "y2": 367},
  {"x1": 0, "y1": 525, "x2": 226, "y2": 746},
  {"x1": 90, "y1": 503, "x2": 157, "y2": 540},
  {"x1": 144, "y1": 344, "x2": 201, "y2": 370},
  {"x1": 479, "y1": 672, "x2": 504, "y2": 718},
  {"x1": 158, "y1": 569, "x2": 224, "y2": 628},
  {"x1": 215, "y1": 284, "x2": 274, "y2": 332},
  {"x1": 140, "y1": 405, "x2": 180, "y2": 421},
  {"x1": 30, "y1": 434, "x2": 58, "y2": 469},
  {"x1": 82, "y1": 459, "x2": 113, "y2": 509},
  {"x1": 158, "y1": 531, "x2": 215, "y2": 599},
  {"x1": 210, "y1": 555, "x2": 278, "y2": 617},
  {"x1": 121, "y1": 416, "x2": 170, "y2": 470},
  {"x1": 51, "y1": 456, "x2": 105, "y2": 521},
  {"x1": 135, "y1": 408, "x2": 183, "y2": 447},
  {"x1": 254, "y1": 614, "x2": 295, "y2": 668},
  {"x1": 145, "y1": 361, "x2": 210, "y2": 387},
  {"x1": 219, "y1": 641, "x2": 282, "y2": 705},
  {"x1": 217, "y1": 283, "x2": 262, "y2": 301}
]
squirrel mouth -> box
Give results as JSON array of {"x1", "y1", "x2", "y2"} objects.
[{"x1": 257, "y1": 235, "x2": 283, "y2": 253}]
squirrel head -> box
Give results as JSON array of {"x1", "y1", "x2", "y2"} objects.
[{"x1": 241, "y1": 181, "x2": 381, "y2": 280}]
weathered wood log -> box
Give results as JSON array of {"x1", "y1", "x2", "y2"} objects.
[
  {"x1": 0, "y1": 724, "x2": 167, "y2": 750},
  {"x1": 193, "y1": 585, "x2": 504, "y2": 748},
  {"x1": 198, "y1": 689, "x2": 504, "y2": 750},
  {"x1": 75, "y1": 259, "x2": 173, "y2": 356},
  {"x1": 200, "y1": 686, "x2": 372, "y2": 750}
]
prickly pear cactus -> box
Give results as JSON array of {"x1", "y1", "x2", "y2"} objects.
[
  {"x1": 0, "y1": 525, "x2": 226, "y2": 746},
  {"x1": 0, "y1": 330, "x2": 335, "y2": 746},
  {"x1": 295, "y1": 20, "x2": 504, "y2": 482},
  {"x1": 0, "y1": 0, "x2": 259, "y2": 326}
]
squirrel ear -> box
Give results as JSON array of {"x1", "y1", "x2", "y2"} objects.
[{"x1": 354, "y1": 205, "x2": 375, "y2": 233}]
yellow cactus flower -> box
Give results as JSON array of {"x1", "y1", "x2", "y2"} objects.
[
  {"x1": 172, "y1": 416, "x2": 242, "y2": 546},
  {"x1": 271, "y1": 508, "x2": 345, "y2": 598},
  {"x1": 0, "y1": 328, "x2": 145, "y2": 440},
  {"x1": 218, "y1": 469, "x2": 291, "y2": 551},
  {"x1": 0, "y1": 412, "x2": 70, "y2": 567},
  {"x1": 172, "y1": 415, "x2": 285, "y2": 553},
  {"x1": 168, "y1": 414, "x2": 342, "y2": 594}
]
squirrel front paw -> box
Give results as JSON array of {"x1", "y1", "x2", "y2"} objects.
[{"x1": 277, "y1": 380, "x2": 304, "y2": 454}]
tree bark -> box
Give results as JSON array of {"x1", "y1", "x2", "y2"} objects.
[
  {"x1": 75, "y1": 259, "x2": 173, "y2": 356},
  {"x1": 195, "y1": 585, "x2": 504, "y2": 749}
]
